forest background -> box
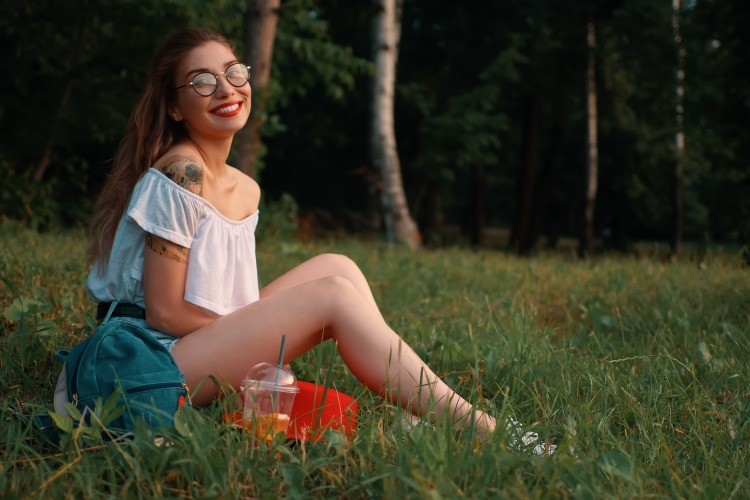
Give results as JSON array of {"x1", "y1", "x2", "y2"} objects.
[{"x1": 1, "y1": 0, "x2": 748, "y2": 255}]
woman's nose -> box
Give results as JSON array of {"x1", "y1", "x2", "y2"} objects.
[{"x1": 214, "y1": 75, "x2": 235, "y2": 97}]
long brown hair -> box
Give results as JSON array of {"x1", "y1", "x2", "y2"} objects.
[{"x1": 87, "y1": 28, "x2": 234, "y2": 268}]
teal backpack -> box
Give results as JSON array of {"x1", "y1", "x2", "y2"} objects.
[{"x1": 56, "y1": 319, "x2": 189, "y2": 433}]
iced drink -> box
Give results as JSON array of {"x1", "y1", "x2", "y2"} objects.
[{"x1": 241, "y1": 362, "x2": 299, "y2": 441}]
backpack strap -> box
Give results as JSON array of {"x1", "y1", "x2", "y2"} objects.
[{"x1": 56, "y1": 349, "x2": 69, "y2": 364}]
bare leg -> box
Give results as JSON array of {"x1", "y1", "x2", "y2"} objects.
[
  {"x1": 171, "y1": 256, "x2": 495, "y2": 434},
  {"x1": 260, "y1": 253, "x2": 379, "y2": 309}
]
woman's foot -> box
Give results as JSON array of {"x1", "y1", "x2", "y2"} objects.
[{"x1": 392, "y1": 410, "x2": 556, "y2": 456}]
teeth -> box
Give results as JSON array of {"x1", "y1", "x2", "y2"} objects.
[{"x1": 214, "y1": 103, "x2": 239, "y2": 114}]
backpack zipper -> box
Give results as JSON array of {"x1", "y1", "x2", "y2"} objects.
[
  {"x1": 72, "y1": 382, "x2": 187, "y2": 412},
  {"x1": 69, "y1": 336, "x2": 95, "y2": 408},
  {"x1": 182, "y1": 383, "x2": 192, "y2": 405},
  {"x1": 122, "y1": 381, "x2": 186, "y2": 395}
]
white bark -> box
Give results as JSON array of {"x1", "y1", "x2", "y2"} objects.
[
  {"x1": 371, "y1": 0, "x2": 421, "y2": 249},
  {"x1": 582, "y1": 18, "x2": 599, "y2": 257},
  {"x1": 671, "y1": 0, "x2": 686, "y2": 255}
]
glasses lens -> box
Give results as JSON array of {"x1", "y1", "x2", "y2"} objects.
[
  {"x1": 192, "y1": 73, "x2": 217, "y2": 96},
  {"x1": 225, "y1": 63, "x2": 249, "y2": 87}
]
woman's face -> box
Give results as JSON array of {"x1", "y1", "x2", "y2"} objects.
[{"x1": 170, "y1": 41, "x2": 252, "y2": 140}]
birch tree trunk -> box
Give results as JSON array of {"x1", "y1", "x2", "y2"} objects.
[
  {"x1": 371, "y1": 0, "x2": 421, "y2": 249},
  {"x1": 236, "y1": 0, "x2": 281, "y2": 179},
  {"x1": 671, "y1": 0, "x2": 686, "y2": 256},
  {"x1": 580, "y1": 17, "x2": 599, "y2": 258}
]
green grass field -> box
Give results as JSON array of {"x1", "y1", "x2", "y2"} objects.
[{"x1": 1, "y1": 220, "x2": 748, "y2": 498}]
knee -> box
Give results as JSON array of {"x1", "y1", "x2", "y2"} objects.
[
  {"x1": 316, "y1": 253, "x2": 363, "y2": 278},
  {"x1": 314, "y1": 274, "x2": 362, "y2": 310},
  {"x1": 316, "y1": 273, "x2": 357, "y2": 295}
]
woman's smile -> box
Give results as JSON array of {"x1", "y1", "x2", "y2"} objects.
[{"x1": 210, "y1": 101, "x2": 243, "y2": 117}]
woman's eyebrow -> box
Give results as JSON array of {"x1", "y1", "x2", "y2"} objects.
[{"x1": 185, "y1": 60, "x2": 240, "y2": 78}]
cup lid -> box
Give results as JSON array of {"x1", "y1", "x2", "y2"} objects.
[
  {"x1": 245, "y1": 380, "x2": 300, "y2": 393},
  {"x1": 243, "y1": 362, "x2": 298, "y2": 390}
]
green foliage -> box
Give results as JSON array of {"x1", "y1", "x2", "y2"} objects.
[
  {"x1": 2, "y1": 293, "x2": 60, "y2": 367},
  {"x1": 256, "y1": 192, "x2": 300, "y2": 244},
  {"x1": 2, "y1": 0, "x2": 750, "y2": 247},
  {"x1": 272, "y1": 1, "x2": 372, "y2": 106},
  {"x1": 2, "y1": 225, "x2": 749, "y2": 497},
  {"x1": 0, "y1": 221, "x2": 92, "y2": 399},
  {"x1": 0, "y1": 0, "x2": 246, "y2": 225},
  {"x1": 258, "y1": 0, "x2": 374, "y2": 211}
]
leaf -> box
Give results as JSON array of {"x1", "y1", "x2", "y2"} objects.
[
  {"x1": 173, "y1": 406, "x2": 202, "y2": 438},
  {"x1": 103, "y1": 389, "x2": 123, "y2": 416},
  {"x1": 598, "y1": 314, "x2": 618, "y2": 328},
  {"x1": 34, "y1": 319, "x2": 59, "y2": 335},
  {"x1": 280, "y1": 464, "x2": 305, "y2": 497},
  {"x1": 3, "y1": 297, "x2": 38, "y2": 324},
  {"x1": 101, "y1": 390, "x2": 125, "y2": 426},
  {"x1": 324, "y1": 430, "x2": 348, "y2": 452},
  {"x1": 65, "y1": 402, "x2": 83, "y2": 421},
  {"x1": 596, "y1": 451, "x2": 636, "y2": 483},
  {"x1": 49, "y1": 411, "x2": 74, "y2": 434}
]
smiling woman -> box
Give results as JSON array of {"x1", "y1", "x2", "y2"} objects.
[{"x1": 63, "y1": 27, "x2": 554, "y2": 453}]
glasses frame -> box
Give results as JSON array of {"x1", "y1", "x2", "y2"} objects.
[{"x1": 173, "y1": 63, "x2": 251, "y2": 97}]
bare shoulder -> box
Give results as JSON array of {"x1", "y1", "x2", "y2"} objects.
[
  {"x1": 232, "y1": 167, "x2": 261, "y2": 212},
  {"x1": 154, "y1": 155, "x2": 204, "y2": 195}
]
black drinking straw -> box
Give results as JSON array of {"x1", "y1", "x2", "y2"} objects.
[
  {"x1": 277, "y1": 334, "x2": 287, "y2": 368},
  {"x1": 272, "y1": 334, "x2": 287, "y2": 412}
]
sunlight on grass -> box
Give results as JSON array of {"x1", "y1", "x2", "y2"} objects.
[{"x1": 1, "y1": 221, "x2": 748, "y2": 497}]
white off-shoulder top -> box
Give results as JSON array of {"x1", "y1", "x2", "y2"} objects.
[{"x1": 86, "y1": 168, "x2": 260, "y2": 316}]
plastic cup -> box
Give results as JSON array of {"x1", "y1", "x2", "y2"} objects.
[{"x1": 241, "y1": 362, "x2": 299, "y2": 441}]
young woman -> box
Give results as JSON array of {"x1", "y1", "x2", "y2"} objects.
[{"x1": 85, "y1": 28, "x2": 500, "y2": 440}]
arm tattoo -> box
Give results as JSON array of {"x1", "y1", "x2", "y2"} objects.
[
  {"x1": 157, "y1": 157, "x2": 204, "y2": 195},
  {"x1": 146, "y1": 233, "x2": 189, "y2": 264}
]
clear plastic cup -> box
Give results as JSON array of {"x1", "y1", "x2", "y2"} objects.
[{"x1": 241, "y1": 362, "x2": 299, "y2": 440}]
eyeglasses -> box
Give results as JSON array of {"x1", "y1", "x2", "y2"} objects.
[{"x1": 173, "y1": 63, "x2": 251, "y2": 97}]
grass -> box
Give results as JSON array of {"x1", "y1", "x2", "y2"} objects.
[{"x1": 1, "y1": 219, "x2": 749, "y2": 498}]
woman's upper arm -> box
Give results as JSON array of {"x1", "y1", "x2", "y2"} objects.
[
  {"x1": 143, "y1": 234, "x2": 215, "y2": 336},
  {"x1": 142, "y1": 157, "x2": 214, "y2": 336},
  {"x1": 143, "y1": 234, "x2": 190, "y2": 331}
]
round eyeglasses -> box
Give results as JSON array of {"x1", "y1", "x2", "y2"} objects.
[{"x1": 173, "y1": 63, "x2": 251, "y2": 97}]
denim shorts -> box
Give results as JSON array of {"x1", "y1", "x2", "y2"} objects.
[{"x1": 103, "y1": 316, "x2": 179, "y2": 353}]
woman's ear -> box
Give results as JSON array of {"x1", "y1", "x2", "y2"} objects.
[{"x1": 168, "y1": 104, "x2": 183, "y2": 122}]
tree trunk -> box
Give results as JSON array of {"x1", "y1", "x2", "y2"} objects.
[
  {"x1": 236, "y1": 0, "x2": 281, "y2": 179},
  {"x1": 370, "y1": 0, "x2": 421, "y2": 249},
  {"x1": 580, "y1": 17, "x2": 599, "y2": 258},
  {"x1": 513, "y1": 97, "x2": 540, "y2": 255},
  {"x1": 671, "y1": 0, "x2": 686, "y2": 256}
]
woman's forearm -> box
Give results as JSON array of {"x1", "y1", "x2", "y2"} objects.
[{"x1": 145, "y1": 299, "x2": 217, "y2": 337}]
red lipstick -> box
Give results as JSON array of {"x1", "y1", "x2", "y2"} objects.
[{"x1": 210, "y1": 101, "x2": 243, "y2": 117}]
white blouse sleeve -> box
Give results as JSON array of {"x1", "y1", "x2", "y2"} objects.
[
  {"x1": 126, "y1": 169, "x2": 204, "y2": 247},
  {"x1": 89, "y1": 168, "x2": 260, "y2": 316}
]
